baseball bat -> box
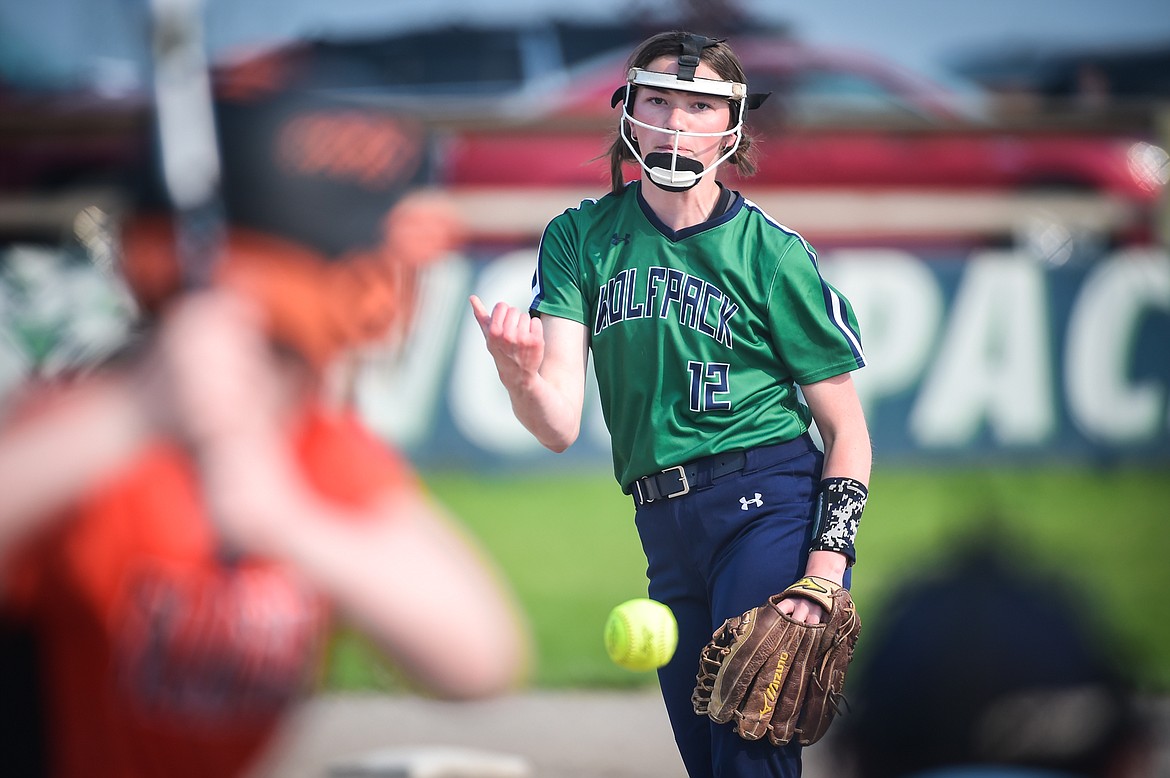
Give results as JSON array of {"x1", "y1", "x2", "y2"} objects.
[{"x1": 147, "y1": 0, "x2": 224, "y2": 287}]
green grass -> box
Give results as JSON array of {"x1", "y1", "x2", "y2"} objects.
[{"x1": 322, "y1": 464, "x2": 1170, "y2": 693}]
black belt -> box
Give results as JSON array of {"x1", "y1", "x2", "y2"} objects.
[{"x1": 632, "y1": 450, "x2": 748, "y2": 507}]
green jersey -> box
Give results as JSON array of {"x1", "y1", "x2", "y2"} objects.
[{"x1": 531, "y1": 183, "x2": 865, "y2": 492}]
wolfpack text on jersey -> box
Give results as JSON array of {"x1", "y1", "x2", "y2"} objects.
[{"x1": 531, "y1": 182, "x2": 863, "y2": 490}]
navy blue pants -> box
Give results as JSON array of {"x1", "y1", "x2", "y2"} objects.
[{"x1": 633, "y1": 435, "x2": 846, "y2": 778}]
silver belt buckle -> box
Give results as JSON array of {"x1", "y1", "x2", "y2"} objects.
[
  {"x1": 634, "y1": 479, "x2": 650, "y2": 505},
  {"x1": 664, "y1": 465, "x2": 690, "y2": 498}
]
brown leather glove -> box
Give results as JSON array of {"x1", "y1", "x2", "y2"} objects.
[{"x1": 692, "y1": 576, "x2": 861, "y2": 746}]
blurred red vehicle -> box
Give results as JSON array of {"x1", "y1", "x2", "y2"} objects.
[
  {"x1": 436, "y1": 35, "x2": 1168, "y2": 252},
  {"x1": 2, "y1": 27, "x2": 1166, "y2": 256}
]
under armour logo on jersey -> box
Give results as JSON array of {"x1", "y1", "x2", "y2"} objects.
[
  {"x1": 610, "y1": 232, "x2": 631, "y2": 246},
  {"x1": 740, "y1": 493, "x2": 763, "y2": 510}
]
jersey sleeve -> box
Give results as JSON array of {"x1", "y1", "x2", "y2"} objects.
[
  {"x1": 295, "y1": 407, "x2": 416, "y2": 509},
  {"x1": 529, "y1": 210, "x2": 589, "y2": 325},
  {"x1": 767, "y1": 240, "x2": 866, "y2": 386}
]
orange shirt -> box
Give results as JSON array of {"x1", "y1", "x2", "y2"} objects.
[{"x1": 2, "y1": 404, "x2": 410, "y2": 778}]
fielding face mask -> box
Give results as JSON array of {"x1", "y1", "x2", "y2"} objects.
[{"x1": 609, "y1": 35, "x2": 768, "y2": 192}]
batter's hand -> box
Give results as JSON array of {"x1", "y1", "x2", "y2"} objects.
[
  {"x1": 145, "y1": 289, "x2": 281, "y2": 445},
  {"x1": 469, "y1": 295, "x2": 545, "y2": 384}
]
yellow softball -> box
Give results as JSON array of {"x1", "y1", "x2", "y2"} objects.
[{"x1": 604, "y1": 598, "x2": 678, "y2": 671}]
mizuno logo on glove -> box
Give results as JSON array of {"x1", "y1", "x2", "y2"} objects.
[{"x1": 758, "y1": 650, "x2": 790, "y2": 717}]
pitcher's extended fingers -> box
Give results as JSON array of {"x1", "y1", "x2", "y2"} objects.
[
  {"x1": 527, "y1": 313, "x2": 543, "y2": 343},
  {"x1": 470, "y1": 295, "x2": 510, "y2": 336},
  {"x1": 502, "y1": 305, "x2": 530, "y2": 341},
  {"x1": 516, "y1": 316, "x2": 544, "y2": 359},
  {"x1": 467, "y1": 292, "x2": 500, "y2": 332},
  {"x1": 489, "y1": 301, "x2": 523, "y2": 339}
]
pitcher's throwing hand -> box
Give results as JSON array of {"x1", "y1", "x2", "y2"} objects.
[{"x1": 469, "y1": 295, "x2": 545, "y2": 378}]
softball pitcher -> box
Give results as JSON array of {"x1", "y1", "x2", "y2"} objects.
[{"x1": 472, "y1": 31, "x2": 871, "y2": 778}]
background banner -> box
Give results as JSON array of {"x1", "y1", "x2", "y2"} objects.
[{"x1": 352, "y1": 244, "x2": 1170, "y2": 473}]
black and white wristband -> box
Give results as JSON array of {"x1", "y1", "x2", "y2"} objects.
[{"x1": 810, "y1": 477, "x2": 868, "y2": 566}]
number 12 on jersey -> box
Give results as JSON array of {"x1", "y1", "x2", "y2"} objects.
[{"x1": 687, "y1": 361, "x2": 731, "y2": 412}]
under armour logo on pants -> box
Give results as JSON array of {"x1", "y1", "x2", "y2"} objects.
[{"x1": 739, "y1": 493, "x2": 763, "y2": 510}]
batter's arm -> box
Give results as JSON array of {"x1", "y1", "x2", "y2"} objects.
[
  {"x1": 155, "y1": 291, "x2": 530, "y2": 699},
  {"x1": 469, "y1": 295, "x2": 589, "y2": 453},
  {"x1": 0, "y1": 375, "x2": 152, "y2": 571}
]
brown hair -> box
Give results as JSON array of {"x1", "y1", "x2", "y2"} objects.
[{"x1": 606, "y1": 31, "x2": 759, "y2": 194}]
